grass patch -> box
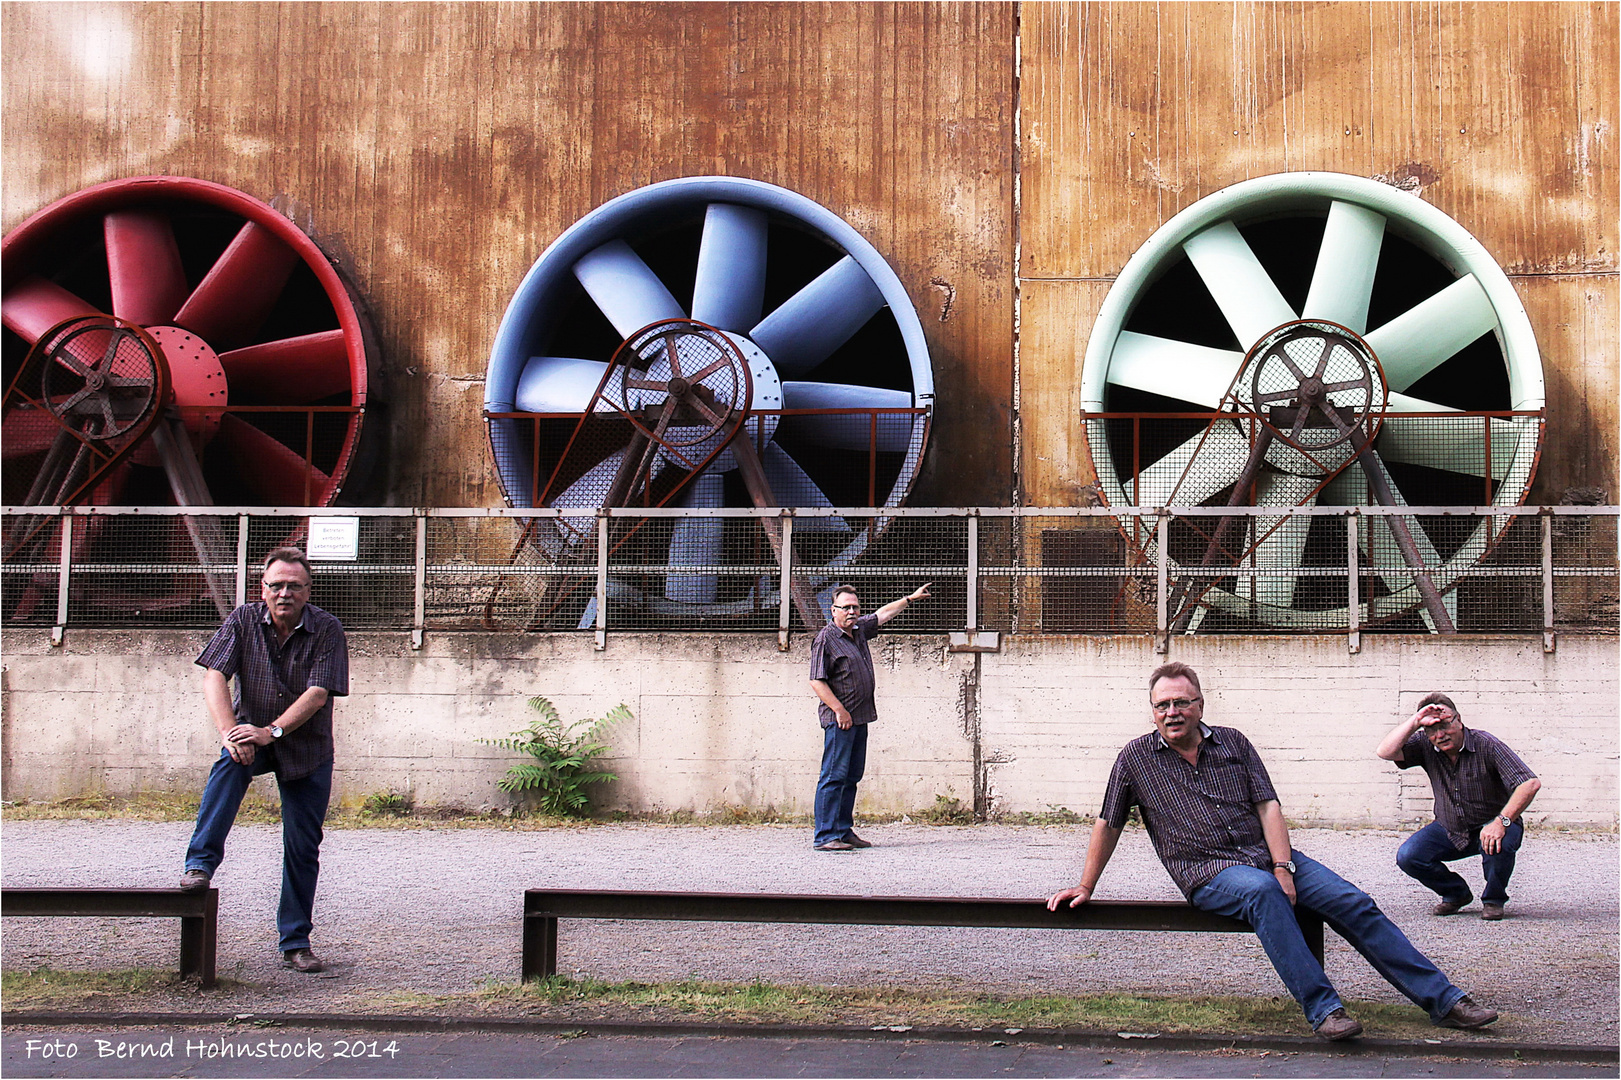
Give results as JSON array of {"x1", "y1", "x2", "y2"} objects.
[
  {"x1": 1, "y1": 966, "x2": 186, "y2": 1008},
  {"x1": 475, "y1": 976, "x2": 1440, "y2": 1038}
]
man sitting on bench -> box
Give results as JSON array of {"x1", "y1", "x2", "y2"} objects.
[{"x1": 1047, "y1": 661, "x2": 1498, "y2": 1042}]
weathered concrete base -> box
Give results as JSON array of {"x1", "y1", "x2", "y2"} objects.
[{"x1": 2, "y1": 630, "x2": 1615, "y2": 826}]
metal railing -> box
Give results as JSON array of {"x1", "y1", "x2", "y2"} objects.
[{"x1": 2, "y1": 504, "x2": 1615, "y2": 651}]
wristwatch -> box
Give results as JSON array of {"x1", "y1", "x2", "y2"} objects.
[
  {"x1": 1497, "y1": 814, "x2": 1512, "y2": 828},
  {"x1": 1272, "y1": 860, "x2": 1297, "y2": 874},
  {"x1": 270, "y1": 725, "x2": 284, "y2": 739}
]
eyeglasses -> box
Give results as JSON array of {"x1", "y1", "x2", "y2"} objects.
[
  {"x1": 832, "y1": 603, "x2": 861, "y2": 612},
  {"x1": 263, "y1": 580, "x2": 310, "y2": 594},
  {"x1": 1151, "y1": 697, "x2": 1202, "y2": 713}
]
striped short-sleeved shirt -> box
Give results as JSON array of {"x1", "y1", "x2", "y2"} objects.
[
  {"x1": 808, "y1": 614, "x2": 881, "y2": 728},
  {"x1": 1398, "y1": 726, "x2": 1538, "y2": 849},
  {"x1": 1099, "y1": 724, "x2": 1280, "y2": 899},
  {"x1": 195, "y1": 601, "x2": 349, "y2": 781}
]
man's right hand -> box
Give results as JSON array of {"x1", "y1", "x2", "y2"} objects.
[
  {"x1": 1046, "y1": 884, "x2": 1093, "y2": 910},
  {"x1": 224, "y1": 737, "x2": 255, "y2": 765},
  {"x1": 834, "y1": 708, "x2": 853, "y2": 730}
]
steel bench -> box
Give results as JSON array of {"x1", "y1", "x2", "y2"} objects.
[
  {"x1": 521, "y1": 888, "x2": 1324, "y2": 981},
  {"x1": 2, "y1": 887, "x2": 218, "y2": 987}
]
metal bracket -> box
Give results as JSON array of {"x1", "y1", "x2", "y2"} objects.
[{"x1": 949, "y1": 630, "x2": 1001, "y2": 653}]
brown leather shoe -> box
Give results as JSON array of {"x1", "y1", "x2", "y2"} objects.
[
  {"x1": 1431, "y1": 897, "x2": 1471, "y2": 916},
  {"x1": 282, "y1": 948, "x2": 326, "y2": 973},
  {"x1": 179, "y1": 870, "x2": 211, "y2": 893},
  {"x1": 842, "y1": 832, "x2": 874, "y2": 849},
  {"x1": 1481, "y1": 903, "x2": 1505, "y2": 921},
  {"x1": 1313, "y1": 1008, "x2": 1363, "y2": 1041},
  {"x1": 814, "y1": 840, "x2": 854, "y2": 851},
  {"x1": 1439, "y1": 995, "x2": 1498, "y2": 1029}
]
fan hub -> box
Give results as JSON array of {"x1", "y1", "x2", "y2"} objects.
[{"x1": 1235, "y1": 319, "x2": 1387, "y2": 478}]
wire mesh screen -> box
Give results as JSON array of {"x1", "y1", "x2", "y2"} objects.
[{"x1": 3, "y1": 507, "x2": 1615, "y2": 638}]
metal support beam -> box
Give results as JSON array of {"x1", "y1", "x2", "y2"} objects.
[
  {"x1": 234, "y1": 514, "x2": 249, "y2": 607},
  {"x1": 595, "y1": 511, "x2": 610, "y2": 651},
  {"x1": 1542, "y1": 510, "x2": 1555, "y2": 653},
  {"x1": 965, "y1": 511, "x2": 980, "y2": 633},
  {"x1": 520, "y1": 889, "x2": 1323, "y2": 982},
  {"x1": 1346, "y1": 511, "x2": 1360, "y2": 654},
  {"x1": 52, "y1": 512, "x2": 72, "y2": 645},
  {"x1": 3, "y1": 887, "x2": 218, "y2": 986},
  {"x1": 1154, "y1": 513, "x2": 1169, "y2": 653},
  {"x1": 412, "y1": 512, "x2": 428, "y2": 650},
  {"x1": 777, "y1": 512, "x2": 794, "y2": 652}
]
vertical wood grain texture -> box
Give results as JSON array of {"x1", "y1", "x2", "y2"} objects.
[
  {"x1": 1019, "y1": 1, "x2": 1617, "y2": 504},
  {"x1": 2, "y1": 2, "x2": 1016, "y2": 507}
]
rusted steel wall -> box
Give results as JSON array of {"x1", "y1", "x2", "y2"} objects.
[
  {"x1": 1018, "y1": 1, "x2": 1618, "y2": 506},
  {"x1": 3, "y1": 2, "x2": 1613, "y2": 512},
  {"x1": 1, "y1": 2, "x2": 1016, "y2": 508}
]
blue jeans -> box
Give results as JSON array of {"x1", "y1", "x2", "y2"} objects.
[
  {"x1": 184, "y1": 747, "x2": 332, "y2": 952},
  {"x1": 1191, "y1": 852, "x2": 1465, "y2": 1028},
  {"x1": 813, "y1": 723, "x2": 868, "y2": 847},
  {"x1": 1397, "y1": 819, "x2": 1522, "y2": 906}
]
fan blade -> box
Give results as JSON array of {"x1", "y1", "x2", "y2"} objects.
[
  {"x1": 104, "y1": 209, "x2": 189, "y2": 326},
  {"x1": 2, "y1": 277, "x2": 101, "y2": 344},
  {"x1": 1249, "y1": 474, "x2": 1319, "y2": 610},
  {"x1": 548, "y1": 448, "x2": 665, "y2": 543},
  {"x1": 1106, "y1": 332, "x2": 1244, "y2": 408},
  {"x1": 515, "y1": 356, "x2": 620, "y2": 413},
  {"x1": 218, "y1": 330, "x2": 351, "y2": 402},
  {"x1": 213, "y1": 413, "x2": 331, "y2": 505},
  {"x1": 666, "y1": 470, "x2": 726, "y2": 603},
  {"x1": 1, "y1": 409, "x2": 63, "y2": 457},
  {"x1": 174, "y1": 221, "x2": 300, "y2": 350},
  {"x1": 573, "y1": 240, "x2": 685, "y2": 340},
  {"x1": 778, "y1": 382, "x2": 914, "y2": 452},
  {"x1": 1132, "y1": 423, "x2": 1250, "y2": 506},
  {"x1": 1182, "y1": 221, "x2": 1297, "y2": 348},
  {"x1": 1364, "y1": 274, "x2": 1496, "y2": 392},
  {"x1": 761, "y1": 443, "x2": 849, "y2": 532},
  {"x1": 1377, "y1": 415, "x2": 1520, "y2": 480},
  {"x1": 690, "y1": 203, "x2": 768, "y2": 333},
  {"x1": 1302, "y1": 200, "x2": 1385, "y2": 334},
  {"x1": 749, "y1": 255, "x2": 884, "y2": 377}
]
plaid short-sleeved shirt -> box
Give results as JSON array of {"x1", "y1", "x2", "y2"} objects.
[
  {"x1": 808, "y1": 614, "x2": 881, "y2": 728},
  {"x1": 195, "y1": 601, "x2": 349, "y2": 781},
  {"x1": 1099, "y1": 725, "x2": 1281, "y2": 899},
  {"x1": 1398, "y1": 726, "x2": 1538, "y2": 849}
]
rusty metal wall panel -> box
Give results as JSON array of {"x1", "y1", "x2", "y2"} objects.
[
  {"x1": 1018, "y1": 1, "x2": 1618, "y2": 505},
  {"x1": 2, "y1": 2, "x2": 1016, "y2": 508}
]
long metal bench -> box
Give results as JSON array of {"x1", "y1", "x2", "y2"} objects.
[
  {"x1": 522, "y1": 888, "x2": 1325, "y2": 981},
  {"x1": 2, "y1": 887, "x2": 218, "y2": 987}
]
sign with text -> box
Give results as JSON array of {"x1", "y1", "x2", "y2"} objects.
[{"x1": 306, "y1": 516, "x2": 360, "y2": 561}]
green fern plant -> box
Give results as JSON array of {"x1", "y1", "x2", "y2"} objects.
[{"x1": 478, "y1": 696, "x2": 629, "y2": 817}]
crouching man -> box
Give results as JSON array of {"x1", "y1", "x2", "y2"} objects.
[{"x1": 1047, "y1": 662, "x2": 1497, "y2": 1041}]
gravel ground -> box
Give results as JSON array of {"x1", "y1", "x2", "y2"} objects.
[{"x1": 2, "y1": 820, "x2": 1614, "y2": 1046}]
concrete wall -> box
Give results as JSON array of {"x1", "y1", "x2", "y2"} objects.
[{"x1": 1, "y1": 630, "x2": 1615, "y2": 828}]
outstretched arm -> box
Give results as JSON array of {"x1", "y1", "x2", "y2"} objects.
[
  {"x1": 1376, "y1": 702, "x2": 1452, "y2": 762},
  {"x1": 874, "y1": 583, "x2": 931, "y2": 626},
  {"x1": 1046, "y1": 817, "x2": 1123, "y2": 909}
]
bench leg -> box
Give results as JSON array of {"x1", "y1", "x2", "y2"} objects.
[
  {"x1": 522, "y1": 915, "x2": 557, "y2": 981},
  {"x1": 1295, "y1": 907, "x2": 1325, "y2": 970},
  {"x1": 180, "y1": 890, "x2": 218, "y2": 988}
]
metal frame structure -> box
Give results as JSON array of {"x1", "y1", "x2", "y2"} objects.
[
  {"x1": 3, "y1": 502, "x2": 1614, "y2": 652},
  {"x1": 520, "y1": 888, "x2": 1325, "y2": 982}
]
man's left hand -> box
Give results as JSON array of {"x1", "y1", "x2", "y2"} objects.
[
  {"x1": 1274, "y1": 868, "x2": 1297, "y2": 906},
  {"x1": 226, "y1": 723, "x2": 272, "y2": 747},
  {"x1": 1480, "y1": 817, "x2": 1507, "y2": 854},
  {"x1": 908, "y1": 583, "x2": 932, "y2": 602}
]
